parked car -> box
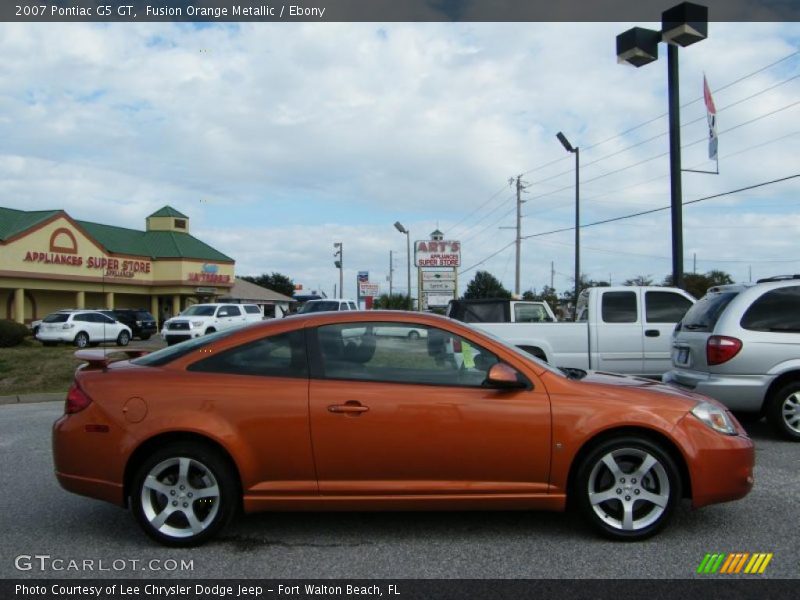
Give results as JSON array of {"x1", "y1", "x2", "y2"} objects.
[
  {"x1": 663, "y1": 276, "x2": 800, "y2": 441},
  {"x1": 447, "y1": 298, "x2": 557, "y2": 323},
  {"x1": 106, "y1": 309, "x2": 157, "y2": 341},
  {"x1": 54, "y1": 311, "x2": 753, "y2": 546},
  {"x1": 464, "y1": 286, "x2": 695, "y2": 378},
  {"x1": 36, "y1": 310, "x2": 132, "y2": 348},
  {"x1": 161, "y1": 303, "x2": 262, "y2": 346},
  {"x1": 297, "y1": 299, "x2": 358, "y2": 313}
]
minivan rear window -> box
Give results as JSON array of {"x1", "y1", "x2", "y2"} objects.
[{"x1": 680, "y1": 291, "x2": 739, "y2": 331}]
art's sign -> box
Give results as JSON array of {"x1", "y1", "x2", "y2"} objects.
[{"x1": 414, "y1": 240, "x2": 461, "y2": 267}]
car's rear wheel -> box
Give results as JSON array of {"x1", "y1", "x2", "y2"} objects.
[
  {"x1": 407, "y1": 330, "x2": 420, "y2": 340},
  {"x1": 574, "y1": 437, "x2": 681, "y2": 541},
  {"x1": 131, "y1": 443, "x2": 238, "y2": 546},
  {"x1": 766, "y1": 382, "x2": 800, "y2": 441},
  {"x1": 116, "y1": 331, "x2": 130, "y2": 347},
  {"x1": 73, "y1": 332, "x2": 89, "y2": 348}
]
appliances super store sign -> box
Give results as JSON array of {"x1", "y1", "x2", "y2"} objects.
[{"x1": 414, "y1": 240, "x2": 461, "y2": 267}]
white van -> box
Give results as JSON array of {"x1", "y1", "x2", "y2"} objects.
[{"x1": 162, "y1": 303, "x2": 262, "y2": 345}]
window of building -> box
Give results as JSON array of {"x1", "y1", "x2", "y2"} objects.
[{"x1": 174, "y1": 219, "x2": 186, "y2": 229}]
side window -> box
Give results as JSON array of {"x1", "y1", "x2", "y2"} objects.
[
  {"x1": 73, "y1": 313, "x2": 91, "y2": 322},
  {"x1": 645, "y1": 291, "x2": 693, "y2": 323},
  {"x1": 349, "y1": 302, "x2": 358, "y2": 310},
  {"x1": 224, "y1": 305, "x2": 242, "y2": 317},
  {"x1": 515, "y1": 304, "x2": 547, "y2": 323},
  {"x1": 98, "y1": 314, "x2": 116, "y2": 324},
  {"x1": 317, "y1": 322, "x2": 499, "y2": 387},
  {"x1": 187, "y1": 330, "x2": 307, "y2": 378},
  {"x1": 741, "y1": 286, "x2": 800, "y2": 332},
  {"x1": 244, "y1": 305, "x2": 261, "y2": 314},
  {"x1": 601, "y1": 292, "x2": 638, "y2": 323}
]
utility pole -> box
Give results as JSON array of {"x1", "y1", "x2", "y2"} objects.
[
  {"x1": 333, "y1": 242, "x2": 343, "y2": 299},
  {"x1": 693, "y1": 252, "x2": 697, "y2": 274},
  {"x1": 550, "y1": 261, "x2": 555, "y2": 290},
  {"x1": 501, "y1": 176, "x2": 527, "y2": 296},
  {"x1": 389, "y1": 250, "x2": 394, "y2": 296}
]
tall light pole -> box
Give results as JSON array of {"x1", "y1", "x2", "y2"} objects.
[
  {"x1": 557, "y1": 131, "x2": 580, "y2": 318},
  {"x1": 616, "y1": 2, "x2": 708, "y2": 289},
  {"x1": 333, "y1": 242, "x2": 343, "y2": 299},
  {"x1": 394, "y1": 221, "x2": 411, "y2": 310}
]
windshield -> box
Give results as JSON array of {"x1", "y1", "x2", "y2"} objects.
[
  {"x1": 680, "y1": 291, "x2": 739, "y2": 332},
  {"x1": 299, "y1": 301, "x2": 340, "y2": 313},
  {"x1": 467, "y1": 326, "x2": 566, "y2": 378},
  {"x1": 180, "y1": 305, "x2": 216, "y2": 317},
  {"x1": 132, "y1": 329, "x2": 238, "y2": 367}
]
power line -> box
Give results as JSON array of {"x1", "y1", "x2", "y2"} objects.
[{"x1": 521, "y1": 173, "x2": 800, "y2": 240}]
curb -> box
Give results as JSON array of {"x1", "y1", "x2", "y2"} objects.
[{"x1": 0, "y1": 392, "x2": 65, "y2": 405}]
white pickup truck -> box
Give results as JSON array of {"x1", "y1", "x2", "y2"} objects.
[
  {"x1": 459, "y1": 287, "x2": 695, "y2": 378},
  {"x1": 446, "y1": 298, "x2": 557, "y2": 323}
]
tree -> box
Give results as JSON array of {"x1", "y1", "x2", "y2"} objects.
[
  {"x1": 463, "y1": 271, "x2": 512, "y2": 299},
  {"x1": 241, "y1": 272, "x2": 295, "y2": 298},
  {"x1": 560, "y1": 274, "x2": 609, "y2": 310},
  {"x1": 372, "y1": 293, "x2": 412, "y2": 310},
  {"x1": 624, "y1": 275, "x2": 654, "y2": 286},
  {"x1": 662, "y1": 270, "x2": 734, "y2": 299},
  {"x1": 526, "y1": 285, "x2": 559, "y2": 311}
]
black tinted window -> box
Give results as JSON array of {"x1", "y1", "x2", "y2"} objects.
[
  {"x1": 43, "y1": 313, "x2": 69, "y2": 323},
  {"x1": 645, "y1": 292, "x2": 693, "y2": 323},
  {"x1": 73, "y1": 314, "x2": 91, "y2": 322},
  {"x1": 187, "y1": 331, "x2": 307, "y2": 378},
  {"x1": 317, "y1": 323, "x2": 499, "y2": 387},
  {"x1": 741, "y1": 286, "x2": 800, "y2": 332},
  {"x1": 601, "y1": 292, "x2": 637, "y2": 323},
  {"x1": 245, "y1": 305, "x2": 261, "y2": 314},
  {"x1": 681, "y1": 291, "x2": 739, "y2": 332}
]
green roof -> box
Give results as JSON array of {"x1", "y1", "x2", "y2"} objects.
[
  {"x1": 148, "y1": 205, "x2": 188, "y2": 218},
  {"x1": 0, "y1": 206, "x2": 233, "y2": 262},
  {"x1": 0, "y1": 207, "x2": 60, "y2": 241}
]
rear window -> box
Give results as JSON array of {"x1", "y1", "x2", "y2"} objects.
[
  {"x1": 299, "y1": 301, "x2": 341, "y2": 313},
  {"x1": 43, "y1": 313, "x2": 69, "y2": 323},
  {"x1": 680, "y1": 291, "x2": 739, "y2": 332},
  {"x1": 740, "y1": 286, "x2": 800, "y2": 332},
  {"x1": 131, "y1": 329, "x2": 238, "y2": 367}
]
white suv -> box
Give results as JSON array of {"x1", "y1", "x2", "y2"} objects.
[
  {"x1": 663, "y1": 276, "x2": 800, "y2": 440},
  {"x1": 36, "y1": 310, "x2": 132, "y2": 348},
  {"x1": 162, "y1": 303, "x2": 262, "y2": 345}
]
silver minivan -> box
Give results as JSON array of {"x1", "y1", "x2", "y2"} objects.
[{"x1": 663, "y1": 276, "x2": 800, "y2": 440}]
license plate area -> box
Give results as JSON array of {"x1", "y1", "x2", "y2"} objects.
[{"x1": 674, "y1": 346, "x2": 689, "y2": 365}]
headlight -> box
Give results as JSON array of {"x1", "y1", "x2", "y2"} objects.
[
  {"x1": 192, "y1": 320, "x2": 205, "y2": 328},
  {"x1": 691, "y1": 401, "x2": 737, "y2": 435}
]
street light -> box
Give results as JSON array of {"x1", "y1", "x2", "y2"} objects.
[
  {"x1": 616, "y1": 2, "x2": 708, "y2": 289},
  {"x1": 393, "y1": 221, "x2": 411, "y2": 310},
  {"x1": 557, "y1": 131, "x2": 580, "y2": 319},
  {"x1": 333, "y1": 242, "x2": 343, "y2": 299}
]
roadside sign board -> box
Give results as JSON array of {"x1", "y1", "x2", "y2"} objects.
[
  {"x1": 415, "y1": 240, "x2": 461, "y2": 267},
  {"x1": 425, "y1": 293, "x2": 454, "y2": 307},
  {"x1": 359, "y1": 282, "x2": 380, "y2": 297},
  {"x1": 421, "y1": 271, "x2": 456, "y2": 281},
  {"x1": 422, "y1": 280, "x2": 456, "y2": 292}
]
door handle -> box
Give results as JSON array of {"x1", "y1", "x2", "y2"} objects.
[
  {"x1": 645, "y1": 329, "x2": 660, "y2": 337},
  {"x1": 328, "y1": 402, "x2": 369, "y2": 415}
]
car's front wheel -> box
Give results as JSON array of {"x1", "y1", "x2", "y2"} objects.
[
  {"x1": 116, "y1": 331, "x2": 130, "y2": 347},
  {"x1": 131, "y1": 443, "x2": 238, "y2": 546},
  {"x1": 766, "y1": 382, "x2": 800, "y2": 441},
  {"x1": 574, "y1": 437, "x2": 681, "y2": 541}
]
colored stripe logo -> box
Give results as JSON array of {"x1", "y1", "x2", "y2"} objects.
[{"x1": 697, "y1": 553, "x2": 773, "y2": 574}]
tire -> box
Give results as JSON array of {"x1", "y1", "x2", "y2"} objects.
[
  {"x1": 116, "y1": 331, "x2": 131, "y2": 347},
  {"x1": 73, "y1": 332, "x2": 90, "y2": 348},
  {"x1": 407, "y1": 330, "x2": 420, "y2": 340},
  {"x1": 204, "y1": 328, "x2": 216, "y2": 335},
  {"x1": 574, "y1": 436, "x2": 681, "y2": 541},
  {"x1": 766, "y1": 381, "x2": 800, "y2": 441},
  {"x1": 130, "y1": 442, "x2": 238, "y2": 546}
]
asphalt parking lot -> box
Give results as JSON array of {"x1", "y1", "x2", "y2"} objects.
[{"x1": 0, "y1": 401, "x2": 797, "y2": 580}]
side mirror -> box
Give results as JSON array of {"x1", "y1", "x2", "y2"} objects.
[{"x1": 484, "y1": 363, "x2": 527, "y2": 390}]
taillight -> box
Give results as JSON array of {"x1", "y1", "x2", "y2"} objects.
[
  {"x1": 65, "y1": 383, "x2": 93, "y2": 414},
  {"x1": 707, "y1": 336, "x2": 742, "y2": 366}
]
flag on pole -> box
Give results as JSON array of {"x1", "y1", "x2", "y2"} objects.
[{"x1": 703, "y1": 74, "x2": 718, "y2": 161}]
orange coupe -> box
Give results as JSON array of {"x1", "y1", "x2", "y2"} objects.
[{"x1": 53, "y1": 311, "x2": 754, "y2": 545}]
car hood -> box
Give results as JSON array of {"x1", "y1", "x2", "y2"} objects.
[{"x1": 569, "y1": 369, "x2": 707, "y2": 410}]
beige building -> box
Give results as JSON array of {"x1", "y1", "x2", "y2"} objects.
[{"x1": 1, "y1": 205, "x2": 235, "y2": 325}]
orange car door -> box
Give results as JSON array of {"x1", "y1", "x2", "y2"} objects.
[{"x1": 308, "y1": 322, "x2": 551, "y2": 496}]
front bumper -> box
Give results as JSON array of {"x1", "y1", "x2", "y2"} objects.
[
  {"x1": 663, "y1": 369, "x2": 771, "y2": 412},
  {"x1": 672, "y1": 411, "x2": 754, "y2": 508}
]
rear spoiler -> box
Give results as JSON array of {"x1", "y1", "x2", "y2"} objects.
[{"x1": 74, "y1": 349, "x2": 150, "y2": 370}]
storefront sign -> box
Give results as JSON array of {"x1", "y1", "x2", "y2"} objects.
[
  {"x1": 188, "y1": 272, "x2": 231, "y2": 283},
  {"x1": 24, "y1": 251, "x2": 152, "y2": 277},
  {"x1": 414, "y1": 240, "x2": 461, "y2": 267},
  {"x1": 359, "y1": 282, "x2": 380, "y2": 297}
]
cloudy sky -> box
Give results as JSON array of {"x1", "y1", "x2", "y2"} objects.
[{"x1": 1, "y1": 19, "x2": 798, "y2": 299}]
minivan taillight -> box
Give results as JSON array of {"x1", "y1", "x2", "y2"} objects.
[
  {"x1": 707, "y1": 336, "x2": 742, "y2": 366},
  {"x1": 65, "y1": 383, "x2": 92, "y2": 414}
]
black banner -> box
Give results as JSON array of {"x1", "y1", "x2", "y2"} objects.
[
  {"x1": 4, "y1": 579, "x2": 800, "y2": 600},
  {"x1": 2, "y1": 0, "x2": 800, "y2": 23}
]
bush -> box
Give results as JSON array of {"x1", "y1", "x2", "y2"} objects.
[{"x1": 0, "y1": 319, "x2": 29, "y2": 347}]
